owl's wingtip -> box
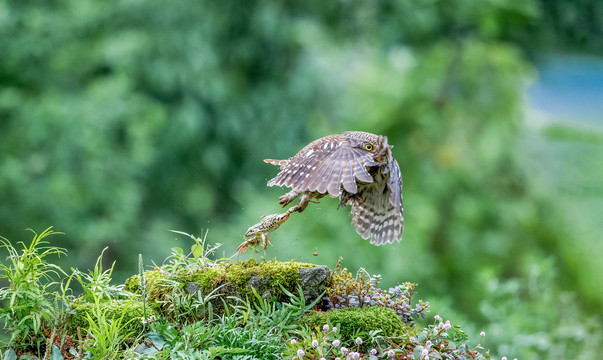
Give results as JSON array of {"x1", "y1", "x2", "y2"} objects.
[
  {"x1": 367, "y1": 229, "x2": 403, "y2": 245},
  {"x1": 264, "y1": 159, "x2": 288, "y2": 167}
]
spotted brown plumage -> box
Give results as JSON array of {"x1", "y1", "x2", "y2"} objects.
[{"x1": 264, "y1": 131, "x2": 404, "y2": 245}]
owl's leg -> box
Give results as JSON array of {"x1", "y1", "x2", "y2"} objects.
[
  {"x1": 288, "y1": 193, "x2": 325, "y2": 213},
  {"x1": 290, "y1": 194, "x2": 312, "y2": 213},
  {"x1": 278, "y1": 189, "x2": 301, "y2": 207}
]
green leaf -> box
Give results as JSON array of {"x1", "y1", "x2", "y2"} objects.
[{"x1": 191, "y1": 243, "x2": 203, "y2": 259}]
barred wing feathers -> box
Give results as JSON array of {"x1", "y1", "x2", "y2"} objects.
[
  {"x1": 265, "y1": 138, "x2": 376, "y2": 197},
  {"x1": 387, "y1": 156, "x2": 404, "y2": 235},
  {"x1": 347, "y1": 149, "x2": 403, "y2": 245},
  {"x1": 349, "y1": 175, "x2": 403, "y2": 244},
  {"x1": 350, "y1": 198, "x2": 402, "y2": 245}
]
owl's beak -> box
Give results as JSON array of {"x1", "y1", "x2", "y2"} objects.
[{"x1": 376, "y1": 145, "x2": 394, "y2": 163}]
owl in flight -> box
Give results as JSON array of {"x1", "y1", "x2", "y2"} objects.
[{"x1": 264, "y1": 131, "x2": 403, "y2": 245}]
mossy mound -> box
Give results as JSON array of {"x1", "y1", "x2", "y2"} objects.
[
  {"x1": 124, "y1": 259, "x2": 328, "y2": 320},
  {"x1": 67, "y1": 299, "x2": 154, "y2": 336},
  {"x1": 299, "y1": 306, "x2": 406, "y2": 350},
  {"x1": 182, "y1": 259, "x2": 316, "y2": 300},
  {"x1": 124, "y1": 267, "x2": 166, "y2": 302}
]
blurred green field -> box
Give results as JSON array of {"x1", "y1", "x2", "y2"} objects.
[{"x1": 1, "y1": 1, "x2": 603, "y2": 358}]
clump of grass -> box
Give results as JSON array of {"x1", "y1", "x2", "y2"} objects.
[
  {"x1": 81, "y1": 294, "x2": 140, "y2": 359},
  {"x1": 162, "y1": 229, "x2": 223, "y2": 274},
  {"x1": 71, "y1": 246, "x2": 132, "y2": 303},
  {"x1": 0, "y1": 227, "x2": 65, "y2": 350},
  {"x1": 142, "y1": 284, "x2": 321, "y2": 359}
]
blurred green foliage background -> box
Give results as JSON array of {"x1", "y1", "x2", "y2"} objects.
[{"x1": 1, "y1": 0, "x2": 603, "y2": 358}]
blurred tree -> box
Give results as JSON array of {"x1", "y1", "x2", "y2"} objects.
[{"x1": 1, "y1": 0, "x2": 602, "y2": 357}]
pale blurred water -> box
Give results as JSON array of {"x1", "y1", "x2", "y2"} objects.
[
  {"x1": 527, "y1": 55, "x2": 603, "y2": 126},
  {"x1": 525, "y1": 55, "x2": 603, "y2": 197},
  {"x1": 524, "y1": 55, "x2": 603, "y2": 302}
]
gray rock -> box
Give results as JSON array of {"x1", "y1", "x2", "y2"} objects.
[
  {"x1": 247, "y1": 275, "x2": 272, "y2": 299},
  {"x1": 298, "y1": 265, "x2": 330, "y2": 302},
  {"x1": 185, "y1": 281, "x2": 200, "y2": 294}
]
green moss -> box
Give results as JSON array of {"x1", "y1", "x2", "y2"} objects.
[
  {"x1": 176, "y1": 259, "x2": 315, "y2": 301},
  {"x1": 183, "y1": 266, "x2": 223, "y2": 291},
  {"x1": 68, "y1": 299, "x2": 155, "y2": 335},
  {"x1": 124, "y1": 259, "x2": 319, "y2": 321},
  {"x1": 125, "y1": 269, "x2": 165, "y2": 293},
  {"x1": 124, "y1": 274, "x2": 139, "y2": 293},
  {"x1": 125, "y1": 268, "x2": 176, "y2": 307},
  {"x1": 299, "y1": 306, "x2": 406, "y2": 350}
]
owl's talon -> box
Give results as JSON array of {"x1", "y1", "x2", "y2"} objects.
[
  {"x1": 288, "y1": 194, "x2": 321, "y2": 213},
  {"x1": 278, "y1": 190, "x2": 300, "y2": 207}
]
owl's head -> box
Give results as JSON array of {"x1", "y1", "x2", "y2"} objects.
[{"x1": 343, "y1": 131, "x2": 390, "y2": 159}]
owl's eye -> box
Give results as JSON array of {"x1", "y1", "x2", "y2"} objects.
[{"x1": 364, "y1": 143, "x2": 374, "y2": 151}]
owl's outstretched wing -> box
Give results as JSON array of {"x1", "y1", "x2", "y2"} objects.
[{"x1": 265, "y1": 139, "x2": 377, "y2": 197}]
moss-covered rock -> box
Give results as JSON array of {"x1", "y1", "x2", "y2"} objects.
[
  {"x1": 124, "y1": 259, "x2": 329, "y2": 321},
  {"x1": 67, "y1": 299, "x2": 155, "y2": 336},
  {"x1": 299, "y1": 306, "x2": 406, "y2": 350},
  {"x1": 183, "y1": 259, "x2": 311, "y2": 300}
]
